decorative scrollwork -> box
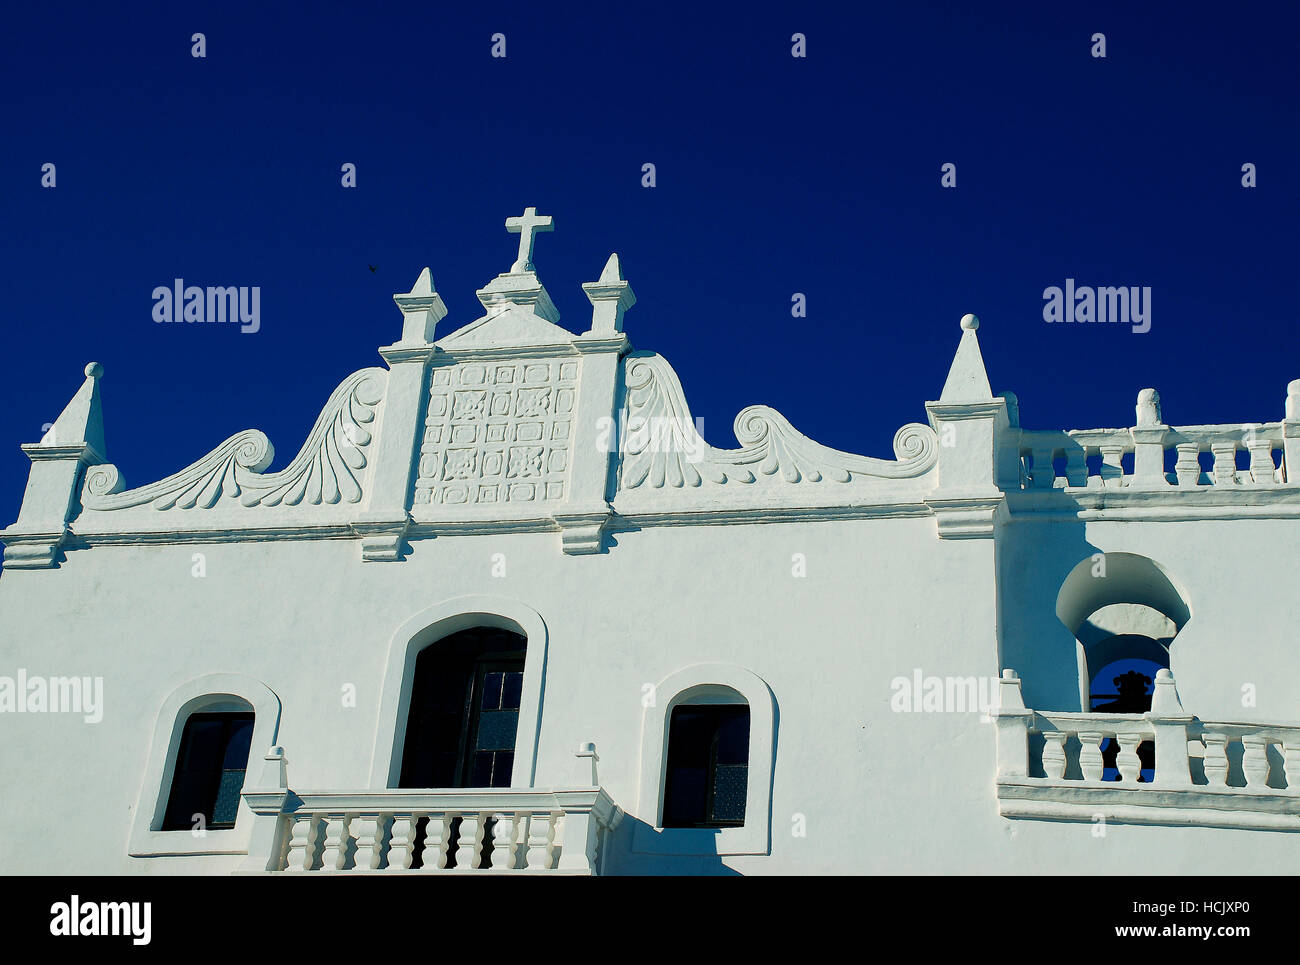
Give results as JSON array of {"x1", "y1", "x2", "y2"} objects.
[
  {"x1": 618, "y1": 353, "x2": 936, "y2": 490},
  {"x1": 81, "y1": 369, "x2": 387, "y2": 511}
]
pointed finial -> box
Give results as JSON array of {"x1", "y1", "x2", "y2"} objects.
[
  {"x1": 39, "y1": 361, "x2": 106, "y2": 457},
  {"x1": 504, "y1": 206, "x2": 554, "y2": 274},
  {"x1": 938, "y1": 313, "x2": 993, "y2": 403},
  {"x1": 391, "y1": 268, "x2": 447, "y2": 345},
  {"x1": 407, "y1": 267, "x2": 433, "y2": 296},
  {"x1": 597, "y1": 252, "x2": 624, "y2": 284},
  {"x1": 582, "y1": 252, "x2": 636, "y2": 336}
]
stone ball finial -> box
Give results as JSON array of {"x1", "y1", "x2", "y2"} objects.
[
  {"x1": 85, "y1": 362, "x2": 103, "y2": 379},
  {"x1": 960, "y1": 313, "x2": 979, "y2": 331},
  {"x1": 1155, "y1": 668, "x2": 1173, "y2": 680}
]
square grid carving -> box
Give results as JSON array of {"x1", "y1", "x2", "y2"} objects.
[{"x1": 413, "y1": 359, "x2": 579, "y2": 507}]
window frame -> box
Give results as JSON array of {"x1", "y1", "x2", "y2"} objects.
[
  {"x1": 372, "y1": 596, "x2": 549, "y2": 790},
  {"x1": 462, "y1": 658, "x2": 526, "y2": 788},
  {"x1": 128, "y1": 674, "x2": 280, "y2": 858},
  {"x1": 634, "y1": 664, "x2": 775, "y2": 857},
  {"x1": 662, "y1": 702, "x2": 751, "y2": 829},
  {"x1": 161, "y1": 711, "x2": 257, "y2": 832}
]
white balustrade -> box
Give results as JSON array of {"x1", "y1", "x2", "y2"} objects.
[
  {"x1": 993, "y1": 668, "x2": 1300, "y2": 794},
  {"x1": 243, "y1": 789, "x2": 622, "y2": 874},
  {"x1": 1014, "y1": 388, "x2": 1291, "y2": 491}
]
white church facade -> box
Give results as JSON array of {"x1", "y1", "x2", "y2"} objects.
[{"x1": 3, "y1": 209, "x2": 1299, "y2": 875}]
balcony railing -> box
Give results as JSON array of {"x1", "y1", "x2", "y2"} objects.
[
  {"x1": 1012, "y1": 386, "x2": 1300, "y2": 492},
  {"x1": 237, "y1": 749, "x2": 624, "y2": 874},
  {"x1": 1017, "y1": 423, "x2": 1287, "y2": 491},
  {"x1": 993, "y1": 669, "x2": 1300, "y2": 830}
]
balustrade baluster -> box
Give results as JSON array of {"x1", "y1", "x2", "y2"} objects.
[
  {"x1": 1242, "y1": 735, "x2": 1271, "y2": 787},
  {"x1": 287, "y1": 815, "x2": 322, "y2": 871},
  {"x1": 525, "y1": 812, "x2": 556, "y2": 869},
  {"x1": 1248, "y1": 440, "x2": 1277, "y2": 486},
  {"x1": 1100, "y1": 445, "x2": 1126, "y2": 488},
  {"x1": 1284, "y1": 738, "x2": 1300, "y2": 791},
  {"x1": 454, "y1": 812, "x2": 484, "y2": 870},
  {"x1": 1211, "y1": 443, "x2": 1238, "y2": 485},
  {"x1": 386, "y1": 815, "x2": 415, "y2": 872},
  {"x1": 424, "y1": 813, "x2": 451, "y2": 870},
  {"x1": 489, "y1": 812, "x2": 520, "y2": 870},
  {"x1": 1116, "y1": 733, "x2": 1143, "y2": 782},
  {"x1": 1174, "y1": 443, "x2": 1201, "y2": 487},
  {"x1": 1064, "y1": 447, "x2": 1087, "y2": 487},
  {"x1": 351, "y1": 814, "x2": 388, "y2": 871},
  {"x1": 1079, "y1": 732, "x2": 1105, "y2": 781},
  {"x1": 1029, "y1": 445, "x2": 1057, "y2": 489},
  {"x1": 321, "y1": 815, "x2": 351, "y2": 871},
  {"x1": 1203, "y1": 734, "x2": 1230, "y2": 786},
  {"x1": 1041, "y1": 732, "x2": 1068, "y2": 780}
]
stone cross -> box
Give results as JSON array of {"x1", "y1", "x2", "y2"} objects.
[{"x1": 505, "y1": 206, "x2": 554, "y2": 273}]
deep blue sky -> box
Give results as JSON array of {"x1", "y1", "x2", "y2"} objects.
[{"x1": 2, "y1": 1, "x2": 1297, "y2": 532}]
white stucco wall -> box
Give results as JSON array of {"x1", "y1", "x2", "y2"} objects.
[{"x1": 3, "y1": 507, "x2": 1299, "y2": 875}]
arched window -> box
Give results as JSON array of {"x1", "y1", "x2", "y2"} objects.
[
  {"x1": 662, "y1": 699, "x2": 750, "y2": 828},
  {"x1": 634, "y1": 664, "x2": 775, "y2": 856},
  {"x1": 161, "y1": 704, "x2": 255, "y2": 831},
  {"x1": 398, "y1": 626, "x2": 526, "y2": 789},
  {"x1": 371, "y1": 597, "x2": 549, "y2": 792},
  {"x1": 129, "y1": 674, "x2": 280, "y2": 858}
]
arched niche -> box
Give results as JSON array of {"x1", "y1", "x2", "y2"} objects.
[{"x1": 1055, "y1": 553, "x2": 1192, "y2": 711}]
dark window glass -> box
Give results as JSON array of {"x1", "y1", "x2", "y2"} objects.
[
  {"x1": 501, "y1": 671, "x2": 523, "y2": 710},
  {"x1": 662, "y1": 704, "x2": 749, "y2": 829},
  {"x1": 476, "y1": 710, "x2": 520, "y2": 751},
  {"x1": 162, "y1": 712, "x2": 254, "y2": 831},
  {"x1": 467, "y1": 667, "x2": 523, "y2": 787}
]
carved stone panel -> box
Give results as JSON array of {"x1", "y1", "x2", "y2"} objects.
[{"x1": 413, "y1": 359, "x2": 578, "y2": 508}]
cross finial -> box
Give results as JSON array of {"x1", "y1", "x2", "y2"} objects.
[{"x1": 505, "y1": 206, "x2": 554, "y2": 273}]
